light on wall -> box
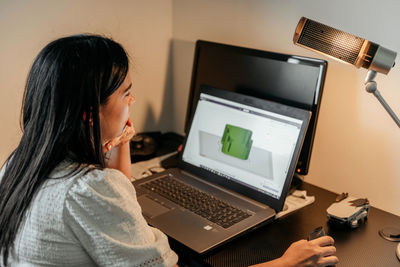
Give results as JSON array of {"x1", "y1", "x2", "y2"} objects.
[{"x1": 293, "y1": 17, "x2": 400, "y2": 128}]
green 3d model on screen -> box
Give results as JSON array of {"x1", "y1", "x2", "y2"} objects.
[{"x1": 221, "y1": 124, "x2": 253, "y2": 160}]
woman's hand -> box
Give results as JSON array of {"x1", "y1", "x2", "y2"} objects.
[
  {"x1": 103, "y1": 119, "x2": 135, "y2": 153},
  {"x1": 102, "y1": 119, "x2": 135, "y2": 179},
  {"x1": 251, "y1": 236, "x2": 338, "y2": 267},
  {"x1": 279, "y1": 236, "x2": 338, "y2": 267}
]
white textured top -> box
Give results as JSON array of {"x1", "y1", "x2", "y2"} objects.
[{"x1": 1, "y1": 161, "x2": 178, "y2": 266}]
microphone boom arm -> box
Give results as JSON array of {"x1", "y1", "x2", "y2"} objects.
[{"x1": 365, "y1": 70, "x2": 400, "y2": 128}]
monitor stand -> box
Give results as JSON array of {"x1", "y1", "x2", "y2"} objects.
[
  {"x1": 290, "y1": 173, "x2": 304, "y2": 191},
  {"x1": 278, "y1": 173, "x2": 314, "y2": 218}
]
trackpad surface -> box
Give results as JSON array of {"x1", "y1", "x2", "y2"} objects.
[{"x1": 138, "y1": 196, "x2": 170, "y2": 218}]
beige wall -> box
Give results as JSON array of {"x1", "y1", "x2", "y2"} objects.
[
  {"x1": 0, "y1": 0, "x2": 173, "y2": 163},
  {"x1": 171, "y1": 0, "x2": 400, "y2": 215}
]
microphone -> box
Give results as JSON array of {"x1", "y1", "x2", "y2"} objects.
[{"x1": 293, "y1": 17, "x2": 396, "y2": 74}]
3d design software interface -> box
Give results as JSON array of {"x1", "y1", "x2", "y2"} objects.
[{"x1": 183, "y1": 92, "x2": 304, "y2": 199}]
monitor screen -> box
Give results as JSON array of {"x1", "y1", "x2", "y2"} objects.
[{"x1": 184, "y1": 40, "x2": 327, "y2": 175}]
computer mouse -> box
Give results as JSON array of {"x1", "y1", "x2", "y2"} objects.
[
  {"x1": 308, "y1": 226, "x2": 325, "y2": 240},
  {"x1": 308, "y1": 226, "x2": 336, "y2": 267}
]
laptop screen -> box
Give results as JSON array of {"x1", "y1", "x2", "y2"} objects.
[{"x1": 181, "y1": 86, "x2": 310, "y2": 210}]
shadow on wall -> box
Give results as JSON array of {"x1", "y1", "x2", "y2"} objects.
[
  {"x1": 142, "y1": 39, "x2": 195, "y2": 134},
  {"x1": 139, "y1": 42, "x2": 173, "y2": 132}
]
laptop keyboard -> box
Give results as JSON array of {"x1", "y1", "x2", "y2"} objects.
[{"x1": 141, "y1": 176, "x2": 251, "y2": 228}]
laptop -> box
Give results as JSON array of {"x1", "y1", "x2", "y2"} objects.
[{"x1": 133, "y1": 85, "x2": 311, "y2": 253}]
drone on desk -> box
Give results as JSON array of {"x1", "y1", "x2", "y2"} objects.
[{"x1": 327, "y1": 193, "x2": 370, "y2": 229}]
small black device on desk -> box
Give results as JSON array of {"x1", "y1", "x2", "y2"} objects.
[{"x1": 308, "y1": 226, "x2": 326, "y2": 240}]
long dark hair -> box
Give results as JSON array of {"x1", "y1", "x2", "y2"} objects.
[{"x1": 0, "y1": 34, "x2": 129, "y2": 265}]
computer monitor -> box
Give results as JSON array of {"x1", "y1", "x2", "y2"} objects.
[{"x1": 184, "y1": 40, "x2": 327, "y2": 175}]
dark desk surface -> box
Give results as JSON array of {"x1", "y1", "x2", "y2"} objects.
[{"x1": 170, "y1": 182, "x2": 400, "y2": 267}]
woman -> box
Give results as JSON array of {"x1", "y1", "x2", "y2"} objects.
[{"x1": 0, "y1": 34, "x2": 338, "y2": 266}]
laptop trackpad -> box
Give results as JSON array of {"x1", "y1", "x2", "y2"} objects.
[{"x1": 138, "y1": 196, "x2": 171, "y2": 218}]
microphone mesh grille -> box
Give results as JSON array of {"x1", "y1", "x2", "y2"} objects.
[{"x1": 298, "y1": 19, "x2": 364, "y2": 65}]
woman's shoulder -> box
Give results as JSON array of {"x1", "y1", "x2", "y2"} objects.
[
  {"x1": 66, "y1": 164, "x2": 135, "y2": 198},
  {"x1": 48, "y1": 159, "x2": 131, "y2": 188}
]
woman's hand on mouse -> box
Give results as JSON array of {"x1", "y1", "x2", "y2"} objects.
[
  {"x1": 251, "y1": 236, "x2": 338, "y2": 267},
  {"x1": 279, "y1": 236, "x2": 338, "y2": 267},
  {"x1": 103, "y1": 118, "x2": 135, "y2": 153}
]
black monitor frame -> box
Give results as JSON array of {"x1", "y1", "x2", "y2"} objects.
[{"x1": 184, "y1": 40, "x2": 327, "y2": 175}]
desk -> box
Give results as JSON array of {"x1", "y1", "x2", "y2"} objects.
[{"x1": 169, "y1": 182, "x2": 400, "y2": 267}]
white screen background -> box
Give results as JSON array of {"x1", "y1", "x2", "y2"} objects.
[{"x1": 183, "y1": 93, "x2": 303, "y2": 199}]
